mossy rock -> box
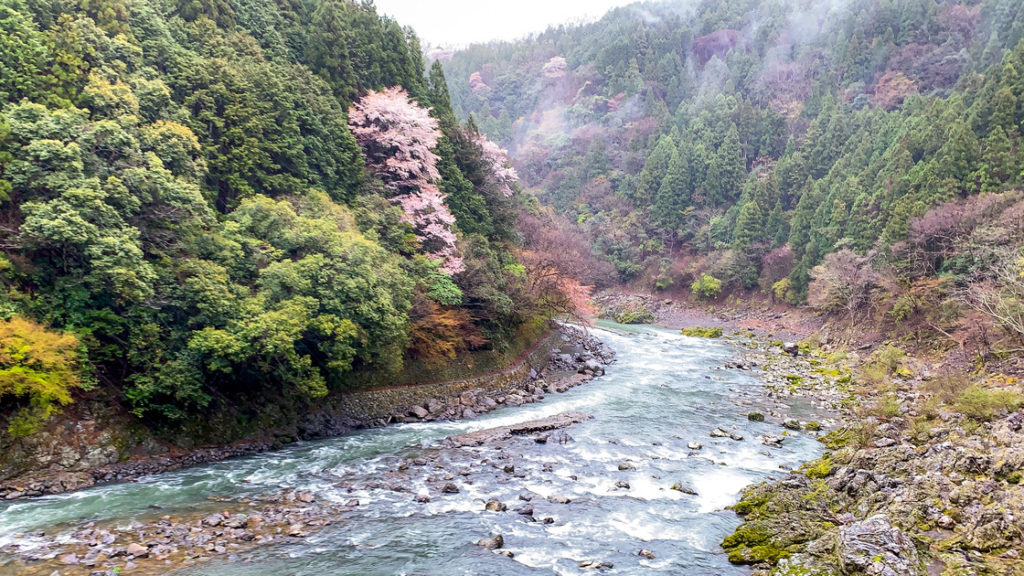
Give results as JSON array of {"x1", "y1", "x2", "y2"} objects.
[
  {"x1": 613, "y1": 303, "x2": 655, "y2": 324},
  {"x1": 748, "y1": 412, "x2": 765, "y2": 422},
  {"x1": 819, "y1": 428, "x2": 855, "y2": 450},
  {"x1": 802, "y1": 456, "x2": 833, "y2": 479},
  {"x1": 681, "y1": 326, "x2": 723, "y2": 338}
]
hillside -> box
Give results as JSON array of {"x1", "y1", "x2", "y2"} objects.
[
  {"x1": 0, "y1": 0, "x2": 580, "y2": 453},
  {"x1": 443, "y1": 0, "x2": 1024, "y2": 328}
]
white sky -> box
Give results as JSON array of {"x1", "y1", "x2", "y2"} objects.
[{"x1": 373, "y1": 0, "x2": 640, "y2": 47}]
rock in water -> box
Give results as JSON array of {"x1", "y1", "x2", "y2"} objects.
[
  {"x1": 670, "y1": 483, "x2": 698, "y2": 495},
  {"x1": 475, "y1": 534, "x2": 504, "y2": 549},
  {"x1": 782, "y1": 418, "x2": 801, "y2": 430},
  {"x1": 687, "y1": 441, "x2": 703, "y2": 450},
  {"x1": 485, "y1": 499, "x2": 507, "y2": 511},
  {"x1": 835, "y1": 514, "x2": 920, "y2": 576}
]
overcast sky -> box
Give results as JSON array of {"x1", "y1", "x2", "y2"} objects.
[{"x1": 373, "y1": 0, "x2": 640, "y2": 47}]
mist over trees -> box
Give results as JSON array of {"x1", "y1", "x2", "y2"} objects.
[{"x1": 440, "y1": 0, "x2": 1024, "y2": 345}]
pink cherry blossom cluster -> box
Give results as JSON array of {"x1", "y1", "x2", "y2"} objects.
[
  {"x1": 348, "y1": 87, "x2": 442, "y2": 191},
  {"x1": 473, "y1": 133, "x2": 518, "y2": 197},
  {"x1": 394, "y1": 183, "x2": 463, "y2": 273},
  {"x1": 349, "y1": 87, "x2": 463, "y2": 274}
]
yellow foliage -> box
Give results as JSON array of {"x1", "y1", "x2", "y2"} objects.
[{"x1": 0, "y1": 315, "x2": 82, "y2": 436}]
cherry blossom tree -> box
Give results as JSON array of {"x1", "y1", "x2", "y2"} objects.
[
  {"x1": 473, "y1": 133, "x2": 518, "y2": 197},
  {"x1": 349, "y1": 87, "x2": 462, "y2": 273}
]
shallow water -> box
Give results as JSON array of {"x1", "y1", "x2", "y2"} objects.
[{"x1": 0, "y1": 324, "x2": 826, "y2": 575}]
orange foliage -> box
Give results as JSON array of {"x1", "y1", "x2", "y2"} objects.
[
  {"x1": 408, "y1": 297, "x2": 487, "y2": 365},
  {"x1": 873, "y1": 71, "x2": 917, "y2": 110}
]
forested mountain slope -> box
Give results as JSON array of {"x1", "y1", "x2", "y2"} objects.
[
  {"x1": 443, "y1": 0, "x2": 1024, "y2": 327},
  {"x1": 0, "y1": 0, "x2": 555, "y2": 441}
]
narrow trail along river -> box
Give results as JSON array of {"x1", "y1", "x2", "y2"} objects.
[{"x1": 0, "y1": 324, "x2": 829, "y2": 575}]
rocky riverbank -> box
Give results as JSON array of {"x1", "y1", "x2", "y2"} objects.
[
  {"x1": 1, "y1": 377, "x2": 609, "y2": 576},
  {"x1": 1, "y1": 409, "x2": 601, "y2": 576},
  {"x1": 595, "y1": 288, "x2": 1024, "y2": 576},
  {"x1": 718, "y1": 338, "x2": 1024, "y2": 576},
  {"x1": 0, "y1": 325, "x2": 613, "y2": 501}
]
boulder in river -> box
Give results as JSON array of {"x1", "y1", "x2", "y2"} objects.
[
  {"x1": 475, "y1": 534, "x2": 504, "y2": 549},
  {"x1": 442, "y1": 412, "x2": 590, "y2": 448},
  {"x1": 687, "y1": 441, "x2": 703, "y2": 450},
  {"x1": 671, "y1": 482, "x2": 698, "y2": 495},
  {"x1": 485, "y1": 499, "x2": 507, "y2": 512},
  {"x1": 782, "y1": 418, "x2": 801, "y2": 430},
  {"x1": 580, "y1": 359, "x2": 605, "y2": 375}
]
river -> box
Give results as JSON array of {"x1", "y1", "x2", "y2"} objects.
[{"x1": 0, "y1": 323, "x2": 827, "y2": 575}]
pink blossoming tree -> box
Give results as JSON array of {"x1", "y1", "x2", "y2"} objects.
[
  {"x1": 349, "y1": 87, "x2": 463, "y2": 273},
  {"x1": 473, "y1": 133, "x2": 519, "y2": 198}
]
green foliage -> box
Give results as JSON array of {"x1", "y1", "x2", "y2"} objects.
[
  {"x1": 691, "y1": 273, "x2": 722, "y2": 300},
  {"x1": 0, "y1": 0, "x2": 530, "y2": 431},
  {"x1": 954, "y1": 385, "x2": 1024, "y2": 422},
  {"x1": 0, "y1": 315, "x2": 83, "y2": 436}
]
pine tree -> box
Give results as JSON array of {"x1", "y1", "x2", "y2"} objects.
[
  {"x1": 635, "y1": 135, "x2": 675, "y2": 205},
  {"x1": 652, "y1": 145, "x2": 691, "y2": 237},
  {"x1": 732, "y1": 200, "x2": 765, "y2": 249},
  {"x1": 706, "y1": 124, "x2": 745, "y2": 206}
]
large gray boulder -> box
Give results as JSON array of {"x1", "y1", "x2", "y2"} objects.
[{"x1": 835, "y1": 514, "x2": 921, "y2": 576}]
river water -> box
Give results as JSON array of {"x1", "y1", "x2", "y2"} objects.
[{"x1": 0, "y1": 324, "x2": 827, "y2": 575}]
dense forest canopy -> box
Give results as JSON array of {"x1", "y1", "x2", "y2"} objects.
[
  {"x1": 0, "y1": 0, "x2": 575, "y2": 435},
  {"x1": 442, "y1": 0, "x2": 1024, "y2": 316}
]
